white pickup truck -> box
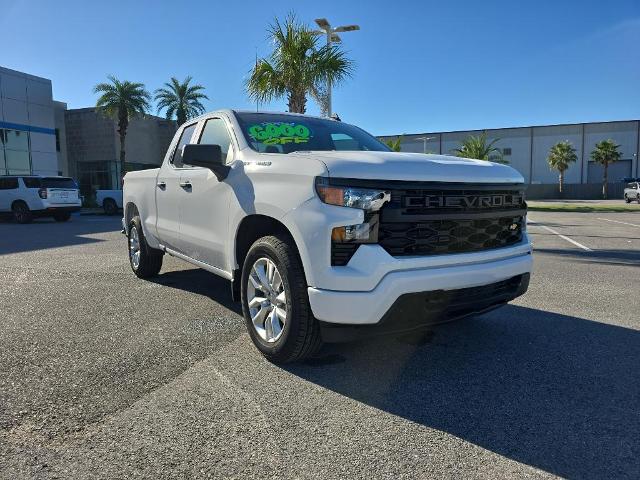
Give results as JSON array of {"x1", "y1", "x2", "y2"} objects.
[
  {"x1": 122, "y1": 110, "x2": 532, "y2": 362},
  {"x1": 96, "y1": 189, "x2": 123, "y2": 215}
]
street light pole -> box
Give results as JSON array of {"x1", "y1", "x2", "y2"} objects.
[
  {"x1": 415, "y1": 136, "x2": 435, "y2": 154},
  {"x1": 314, "y1": 18, "x2": 360, "y2": 117}
]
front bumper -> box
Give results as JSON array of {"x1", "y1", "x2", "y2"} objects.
[{"x1": 307, "y1": 250, "x2": 532, "y2": 327}]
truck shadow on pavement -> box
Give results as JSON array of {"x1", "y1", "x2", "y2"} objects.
[
  {"x1": 149, "y1": 268, "x2": 243, "y2": 315},
  {"x1": 285, "y1": 305, "x2": 640, "y2": 479}
]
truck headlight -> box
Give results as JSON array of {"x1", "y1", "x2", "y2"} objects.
[{"x1": 315, "y1": 177, "x2": 390, "y2": 212}]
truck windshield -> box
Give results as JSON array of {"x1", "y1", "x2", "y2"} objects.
[{"x1": 235, "y1": 112, "x2": 391, "y2": 154}]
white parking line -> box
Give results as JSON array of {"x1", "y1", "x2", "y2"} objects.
[
  {"x1": 597, "y1": 217, "x2": 640, "y2": 228},
  {"x1": 527, "y1": 220, "x2": 593, "y2": 251}
]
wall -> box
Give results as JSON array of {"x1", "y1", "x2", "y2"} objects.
[
  {"x1": 0, "y1": 66, "x2": 58, "y2": 176},
  {"x1": 64, "y1": 107, "x2": 176, "y2": 194},
  {"x1": 379, "y1": 120, "x2": 640, "y2": 198},
  {"x1": 54, "y1": 101, "x2": 68, "y2": 176}
]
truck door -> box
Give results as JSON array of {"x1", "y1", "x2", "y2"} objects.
[
  {"x1": 176, "y1": 117, "x2": 233, "y2": 270},
  {"x1": 155, "y1": 123, "x2": 197, "y2": 250}
]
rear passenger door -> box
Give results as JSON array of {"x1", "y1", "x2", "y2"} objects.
[
  {"x1": 176, "y1": 117, "x2": 234, "y2": 270},
  {"x1": 155, "y1": 123, "x2": 197, "y2": 250}
]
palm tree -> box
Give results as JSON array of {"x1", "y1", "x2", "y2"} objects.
[
  {"x1": 385, "y1": 136, "x2": 403, "y2": 152},
  {"x1": 94, "y1": 76, "x2": 151, "y2": 181},
  {"x1": 547, "y1": 141, "x2": 577, "y2": 193},
  {"x1": 591, "y1": 139, "x2": 622, "y2": 199},
  {"x1": 154, "y1": 76, "x2": 209, "y2": 126},
  {"x1": 453, "y1": 132, "x2": 506, "y2": 163},
  {"x1": 247, "y1": 13, "x2": 354, "y2": 114}
]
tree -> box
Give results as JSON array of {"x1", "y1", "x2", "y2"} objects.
[
  {"x1": 547, "y1": 141, "x2": 577, "y2": 193},
  {"x1": 154, "y1": 76, "x2": 208, "y2": 126},
  {"x1": 385, "y1": 136, "x2": 403, "y2": 152},
  {"x1": 247, "y1": 13, "x2": 354, "y2": 114},
  {"x1": 453, "y1": 132, "x2": 506, "y2": 163},
  {"x1": 591, "y1": 139, "x2": 622, "y2": 198},
  {"x1": 94, "y1": 76, "x2": 151, "y2": 182}
]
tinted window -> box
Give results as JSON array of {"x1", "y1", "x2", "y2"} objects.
[
  {"x1": 198, "y1": 118, "x2": 232, "y2": 163},
  {"x1": 235, "y1": 112, "x2": 390, "y2": 154},
  {"x1": 0, "y1": 177, "x2": 19, "y2": 189},
  {"x1": 42, "y1": 177, "x2": 77, "y2": 189},
  {"x1": 171, "y1": 124, "x2": 197, "y2": 167},
  {"x1": 22, "y1": 177, "x2": 42, "y2": 188}
]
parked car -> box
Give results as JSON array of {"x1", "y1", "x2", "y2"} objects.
[
  {"x1": 0, "y1": 175, "x2": 81, "y2": 223},
  {"x1": 122, "y1": 110, "x2": 532, "y2": 363},
  {"x1": 623, "y1": 182, "x2": 640, "y2": 203},
  {"x1": 96, "y1": 189, "x2": 123, "y2": 215}
]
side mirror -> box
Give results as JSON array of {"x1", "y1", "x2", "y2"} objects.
[{"x1": 181, "y1": 144, "x2": 230, "y2": 180}]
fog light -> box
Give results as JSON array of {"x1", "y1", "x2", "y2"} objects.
[{"x1": 332, "y1": 223, "x2": 373, "y2": 242}]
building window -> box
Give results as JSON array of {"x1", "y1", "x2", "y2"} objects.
[
  {"x1": 502, "y1": 147, "x2": 512, "y2": 156},
  {"x1": 55, "y1": 128, "x2": 61, "y2": 152},
  {"x1": 0, "y1": 129, "x2": 31, "y2": 175}
]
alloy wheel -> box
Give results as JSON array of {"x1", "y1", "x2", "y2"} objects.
[
  {"x1": 246, "y1": 257, "x2": 287, "y2": 343},
  {"x1": 129, "y1": 226, "x2": 141, "y2": 269}
]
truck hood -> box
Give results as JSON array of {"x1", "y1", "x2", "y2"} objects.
[{"x1": 292, "y1": 151, "x2": 524, "y2": 184}]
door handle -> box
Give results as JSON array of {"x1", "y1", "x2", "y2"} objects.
[
  {"x1": 179, "y1": 180, "x2": 192, "y2": 189},
  {"x1": 156, "y1": 181, "x2": 166, "y2": 188}
]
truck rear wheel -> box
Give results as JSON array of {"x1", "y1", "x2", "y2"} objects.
[
  {"x1": 241, "y1": 234, "x2": 321, "y2": 363},
  {"x1": 104, "y1": 198, "x2": 118, "y2": 215},
  {"x1": 128, "y1": 216, "x2": 163, "y2": 278}
]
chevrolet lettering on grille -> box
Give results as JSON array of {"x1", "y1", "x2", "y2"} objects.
[{"x1": 404, "y1": 194, "x2": 523, "y2": 209}]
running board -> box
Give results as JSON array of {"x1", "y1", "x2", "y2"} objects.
[{"x1": 160, "y1": 245, "x2": 233, "y2": 281}]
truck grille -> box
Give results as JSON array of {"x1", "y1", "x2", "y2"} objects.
[
  {"x1": 329, "y1": 180, "x2": 526, "y2": 265},
  {"x1": 379, "y1": 183, "x2": 526, "y2": 257},
  {"x1": 379, "y1": 215, "x2": 524, "y2": 256}
]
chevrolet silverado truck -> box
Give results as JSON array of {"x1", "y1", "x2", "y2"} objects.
[{"x1": 122, "y1": 110, "x2": 532, "y2": 363}]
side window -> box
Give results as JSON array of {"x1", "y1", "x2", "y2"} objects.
[
  {"x1": 22, "y1": 177, "x2": 42, "y2": 188},
  {"x1": 171, "y1": 123, "x2": 197, "y2": 168},
  {"x1": 198, "y1": 118, "x2": 233, "y2": 164},
  {"x1": 0, "y1": 177, "x2": 19, "y2": 189}
]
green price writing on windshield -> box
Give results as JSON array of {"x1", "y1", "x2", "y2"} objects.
[{"x1": 248, "y1": 123, "x2": 311, "y2": 145}]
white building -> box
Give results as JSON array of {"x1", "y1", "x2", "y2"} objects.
[
  {"x1": 0, "y1": 66, "x2": 61, "y2": 176},
  {"x1": 380, "y1": 121, "x2": 640, "y2": 198}
]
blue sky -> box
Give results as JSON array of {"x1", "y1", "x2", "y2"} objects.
[{"x1": 1, "y1": 0, "x2": 638, "y2": 135}]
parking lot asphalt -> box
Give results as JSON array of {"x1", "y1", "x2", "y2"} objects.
[{"x1": 1, "y1": 211, "x2": 639, "y2": 479}]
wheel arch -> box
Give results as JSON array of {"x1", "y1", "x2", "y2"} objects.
[
  {"x1": 11, "y1": 199, "x2": 29, "y2": 210},
  {"x1": 123, "y1": 202, "x2": 139, "y2": 233},
  {"x1": 231, "y1": 214, "x2": 300, "y2": 301}
]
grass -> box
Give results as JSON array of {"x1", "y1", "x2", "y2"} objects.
[{"x1": 527, "y1": 202, "x2": 640, "y2": 213}]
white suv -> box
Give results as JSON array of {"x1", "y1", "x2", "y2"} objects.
[{"x1": 0, "y1": 175, "x2": 81, "y2": 223}]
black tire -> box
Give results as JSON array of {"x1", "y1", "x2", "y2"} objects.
[
  {"x1": 637, "y1": 194, "x2": 640, "y2": 205},
  {"x1": 625, "y1": 195, "x2": 631, "y2": 203},
  {"x1": 104, "y1": 198, "x2": 118, "y2": 216},
  {"x1": 241, "y1": 234, "x2": 322, "y2": 363},
  {"x1": 127, "y1": 215, "x2": 163, "y2": 278},
  {"x1": 53, "y1": 212, "x2": 71, "y2": 222},
  {"x1": 12, "y1": 201, "x2": 33, "y2": 224}
]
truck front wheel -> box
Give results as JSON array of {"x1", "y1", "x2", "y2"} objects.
[
  {"x1": 128, "y1": 216, "x2": 163, "y2": 278},
  {"x1": 241, "y1": 235, "x2": 321, "y2": 363}
]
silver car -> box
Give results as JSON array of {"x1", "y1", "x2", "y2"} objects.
[{"x1": 624, "y1": 182, "x2": 640, "y2": 203}]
